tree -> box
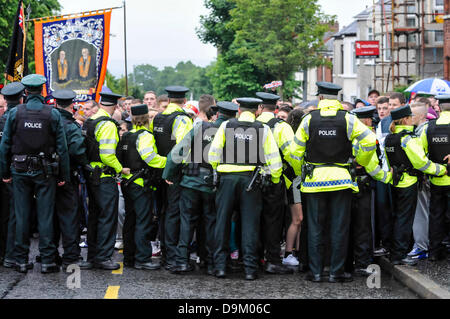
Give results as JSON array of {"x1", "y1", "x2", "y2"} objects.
[
  {"x1": 0, "y1": 0, "x2": 61, "y2": 81},
  {"x1": 229, "y1": 0, "x2": 334, "y2": 98}
]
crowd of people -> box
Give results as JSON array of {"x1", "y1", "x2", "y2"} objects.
[{"x1": 0, "y1": 74, "x2": 448, "y2": 283}]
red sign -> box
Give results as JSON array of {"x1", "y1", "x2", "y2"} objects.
[{"x1": 355, "y1": 41, "x2": 380, "y2": 58}]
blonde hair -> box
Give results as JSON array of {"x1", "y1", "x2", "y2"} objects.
[
  {"x1": 389, "y1": 116, "x2": 411, "y2": 133},
  {"x1": 132, "y1": 113, "x2": 150, "y2": 128}
]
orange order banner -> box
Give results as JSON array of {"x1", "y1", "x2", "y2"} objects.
[{"x1": 34, "y1": 10, "x2": 112, "y2": 102}]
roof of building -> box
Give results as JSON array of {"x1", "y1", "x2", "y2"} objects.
[{"x1": 333, "y1": 20, "x2": 358, "y2": 39}]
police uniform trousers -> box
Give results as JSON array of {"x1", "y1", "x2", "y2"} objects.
[
  {"x1": 0, "y1": 182, "x2": 10, "y2": 259},
  {"x1": 121, "y1": 182, "x2": 155, "y2": 264},
  {"x1": 53, "y1": 179, "x2": 81, "y2": 264},
  {"x1": 13, "y1": 173, "x2": 57, "y2": 264},
  {"x1": 345, "y1": 184, "x2": 373, "y2": 272},
  {"x1": 214, "y1": 173, "x2": 262, "y2": 275},
  {"x1": 259, "y1": 181, "x2": 285, "y2": 264},
  {"x1": 304, "y1": 189, "x2": 352, "y2": 276},
  {"x1": 375, "y1": 181, "x2": 393, "y2": 250},
  {"x1": 176, "y1": 186, "x2": 216, "y2": 267},
  {"x1": 429, "y1": 184, "x2": 450, "y2": 258},
  {"x1": 164, "y1": 183, "x2": 182, "y2": 267},
  {"x1": 3, "y1": 184, "x2": 16, "y2": 262},
  {"x1": 155, "y1": 181, "x2": 168, "y2": 263},
  {"x1": 390, "y1": 184, "x2": 418, "y2": 262},
  {"x1": 86, "y1": 177, "x2": 119, "y2": 263}
]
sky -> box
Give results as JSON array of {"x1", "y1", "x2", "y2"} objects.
[{"x1": 57, "y1": 0, "x2": 375, "y2": 77}]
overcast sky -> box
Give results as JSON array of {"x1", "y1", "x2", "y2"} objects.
[{"x1": 57, "y1": 0, "x2": 374, "y2": 77}]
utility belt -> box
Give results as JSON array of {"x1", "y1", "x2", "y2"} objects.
[
  {"x1": 84, "y1": 164, "x2": 118, "y2": 186},
  {"x1": 123, "y1": 168, "x2": 163, "y2": 190},
  {"x1": 301, "y1": 161, "x2": 356, "y2": 186},
  {"x1": 392, "y1": 164, "x2": 423, "y2": 188},
  {"x1": 182, "y1": 163, "x2": 213, "y2": 177},
  {"x1": 12, "y1": 153, "x2": 59, "y2": 178}
]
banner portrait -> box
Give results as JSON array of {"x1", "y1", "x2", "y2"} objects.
[{"x1": 34, "y1": 10, "x2": 112, "y2": 102}]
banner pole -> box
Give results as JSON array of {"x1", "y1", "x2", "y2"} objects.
[
  {"x1": 123, "y1": 0, "x2": 129, "y2": 96},
  {"x1": 26, "y1": 6, "x2": 122, "y2": 23}
]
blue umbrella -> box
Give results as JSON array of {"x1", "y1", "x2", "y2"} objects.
[{"x1": 405, "y1": 78, "x2": 450, "y2": 96}]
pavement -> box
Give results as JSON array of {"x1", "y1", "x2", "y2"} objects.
[
  {"x1": 377, "y1": 256, "x2": 450, "y2": 299},
  {"x1": 0, "y1": 238, "x2": 419, "y2": 299}
]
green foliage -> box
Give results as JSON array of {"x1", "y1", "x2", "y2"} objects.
[
  {"x1": 229, "y1": 0, "x2": 333, "y2": 98},
  {"x1": 198, "y1": 0, "x2": 333, "y2": 100},
  {"x1": 197, "y1": 0, "x2": 236, "y2": 52},
  {"x1": 0, "y1": 0, "x2": 61, "y2": 81},
  {"x1": 105, "y1": 61, "x2": 214, "y2": 101}
]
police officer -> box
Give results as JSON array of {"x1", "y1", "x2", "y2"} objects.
[
  {"x1": 163, "y1": 102, "x2": 228, "y2": 275},
  {"x1": 0, "y1": 74, "x2": 70, "y2": 274},
  {"x1": 213, "y1": 102, "x2": 238, "y2": 128},
  {"x1": 347, "y1": 106, "x2": 392, "y2": 276},
  {"x1": 385, "y1": 105, "x2": 446, "y2": 265},
  {"x1": 208, "y1": 97, "x2": 283, "y2": 280},
  {"x1": 150, "y1": 86, "x2": 193, "y2": 270},
  {"x1": 255, "y1": 92, "x2": 300, "y2": 275},
  {"x1": 290, "y1": 82, "x2": 377, "y2": 283},
  {"x1": 420, "y1": 95, "x2": 450, "y2": 261},
  {"x1": 118, "y1": 104, "x2": 166, "y2": 270},
  {"x1": 53, "y1": 89, "x2": 89, "y2": 270},
  {"x1": 0, "y1": 82, "x2": 25, "y2": 268},
  {"x1": 82, "y1": 92, "x2": 130, "y2": 270}
]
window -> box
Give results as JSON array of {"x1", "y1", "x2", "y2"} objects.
[
  {"x1": 406, "y1": 18, "x2": 415, "y2": 27},
  {"x1": 407, "y1": 5, "x2": 415, "y2": 14},
  {"x1": 435, "y1": 30, "x2": 444, "y2": 42},
  {"x1": 368, "y1": 27, "x2": 373, "y2": 40},
  {"x1": 341, "y1": 44, "x2": 344, "y2": 74},
  {"x1": 436, "y1": 0, "x2": 444, "y2": 7}
]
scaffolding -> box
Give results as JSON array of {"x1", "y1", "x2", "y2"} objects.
[{"x1": 372, "y1": 0, "x2": 444, "y2": 93}]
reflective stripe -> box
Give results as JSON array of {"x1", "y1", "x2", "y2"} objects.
[
  {"x1": 368, "y1": 166, "x2": 381, "y2": 178},
  {"x1": 361, "y1": 145, "x2": 377, "y2": 152},
  {"x1": 99, "y1": 139, "x2": 117, "y2": 145},
  {"x1": 347, "y1": 114, "x2": 355, "y2": 140},
  {"x1": 140, "y1": 147, "x2": 154, "y2": 155},
  {"x1": 303, "y1": 179, "x2": 355, "y2": 188},
  {"x1": 280, "y1": 141, "x2": 290, "y2": 151},
  {"x1": 172, "y1": 116, "x2": 186, "y2": 134},
  {"x1": 209, "y1": 146, "x2": 223, "y2": 156},
  {"x1": 302, "y1": 118, "x2": 309, "y2": 137},
  {"x1": 418, "y1": 160, "x2": 432, "y2": 172},
  {"x1": 263, "y1": 125, "x2": 269, "y2": 146},
  {"x1": 290, "y1": 154, "x2": 303, "y2": 162},
  {"x1": 265, "y1": 152, "x2": 279, "y2": 161},
  {"x1": 294, "y1": 136, "x2": 306, "y2": 147},
  {"x1": 380, "y1": 171, "x2": 388, "y2": 183},
  {"x1": 435, "y1": 163, "x2": 441, "y2": 176},
  {"x1": 144, "y1": 152, "x2": 156, "y2": 164},
  {"x1": 268, "y1": 162, "x2": 283, "y2": 171},
  {"x1": 401, "y1": 135, "x2": 412, "y2": 148},
  {"x1": 100, "y1": 149, "x2": 115, "y2": 155},
  {"x1": 94, "y1": 121, "x2": 108, "y2": 136},
  {"x1": 356, "y1": 129, "x2": 371, "y2": 142}
]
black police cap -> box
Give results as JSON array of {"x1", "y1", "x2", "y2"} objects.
[
  {"x1": 435, "y1": 95, "x2": 450, "y2": 104},
  {"x1": 1, "y1": 82, "x2": 25, "y2": 98},
  {"x1": 165, "y1": 86, "x2": 189, "y2": 99},
  {"x1": 236, "y1": 98, "x2": 263, "y2": 109},
  {"x1": 100, "y1": 92, "x2": 123, "y2": 106},
  {"x1": 216, "y1": 101, "x2": 239, "y2": 115},
  {"x1": 352, "y1": 105, "x2": 376, "y2": 119},
  {"x1": 255, "y1": 92, "x2": 280, "y2": 105},
  {"x1": 316, "y1": 81, "x2": 342, "y2": 96},
  {"x1": 131, "y1": 104, "x2": 149, "y2": 116},
  {"x1": 391, "y1": 105, "x2": 412, "y2": 121},
  {"x1": 53, "y1": 89, "x2": 76, "y2": 104}
]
